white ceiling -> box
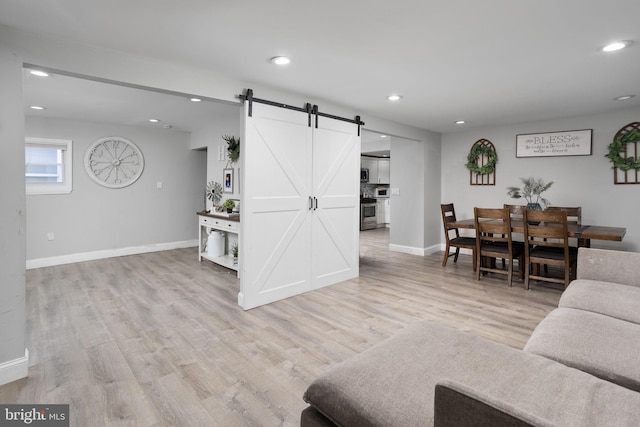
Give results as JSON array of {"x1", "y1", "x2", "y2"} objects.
[
  {"x1": 4, "y1": 0, "x2": 640, "y2": 134},
  {"x1": 22, "y1": 70, "x2": 240, "y2": 133}
]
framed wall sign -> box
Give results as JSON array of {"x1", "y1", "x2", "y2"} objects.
[
  {"x1": 516, "y1": 129, "x2": 592, "y2": 158},
  {"x1": 223, "y1": 168, "x2": 234, "y2": 193}
]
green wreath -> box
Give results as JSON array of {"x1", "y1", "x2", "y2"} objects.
[
  {"x1": 466, "y1": 144, "x2": 497, "y2": 174},
  {"x1": 605, "y1": 129, "x2": 640, "y2": 171}
]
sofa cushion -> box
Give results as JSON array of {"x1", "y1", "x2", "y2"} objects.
[
  {"x1": 303, "y1": 320, "x2": 640, "y2": 426},
  {"x1": 577, "y1": 247, "x2": 640, "y2": 287},
  {"x1": 524, "y1": 308, "x2": 640, "y2": 392},
  {"x1": 559, "y1": 279, "x2": 640, "y2": 324},
  {"x1": 434, "y1": 380, "x2": 557, "y2": 427}
]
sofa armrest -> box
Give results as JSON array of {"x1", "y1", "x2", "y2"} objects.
[
  {"x1": 434, "y1": 380, "x2": 558, "y2": 427},
  {"x1": 577, "y1": 248, "x2": 640, "y2": 287}
]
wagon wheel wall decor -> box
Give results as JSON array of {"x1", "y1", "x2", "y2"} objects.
[
  {"x1": 466, "y1": 139, "x2": 497, "y2": 185},
  {"x1": 608, "y1": 122, "x2": 640, "y2": 184}
]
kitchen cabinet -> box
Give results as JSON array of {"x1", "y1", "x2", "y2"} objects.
[
  {"x1": 376, "y1": 200, "x2": 385, "y2": 226},
  {"x1": 377, "y1": 159, "x2": 390, "y2": 184},
  {"x1": 361, "y1": 157, "x2": 390, "y2": 184},
  {"x1": 376, "y1": 198, "x2": 391, "y2": 227},
  {"x1": 361, "y1": 157, "x2": 378, "y2": 181},
  {"x1": 384, "y1": 198, "x2": 391, "y2": 224}
]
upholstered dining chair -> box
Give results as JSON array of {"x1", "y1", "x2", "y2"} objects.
[
  {"x1": 441, "y1": 203, "x2": 477, "y2": 271},
  {"x1": 474, "y1": 207, "x2": 524, "y2": 287},
  {"x1": 523, "y1": 209, "x2": 578, "y2": 290}
]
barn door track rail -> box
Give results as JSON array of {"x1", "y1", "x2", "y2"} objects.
[{"x1": 239, "y1": 88, "x2": 364, "y2": 135}]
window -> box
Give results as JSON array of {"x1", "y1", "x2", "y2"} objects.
[{"x1": 25, "y1": 137, "x2": 73, "y2": 195}]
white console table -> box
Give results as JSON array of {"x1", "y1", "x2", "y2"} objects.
[{"x1": 197, "y1": 211, "x2": 240, "y2": 276}]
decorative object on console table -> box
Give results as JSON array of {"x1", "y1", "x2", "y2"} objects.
[
  {"x1": 466, "y1": 139, "x2": 497, "y2": 186},
  {"x1": 205, "y1": 181, "x2": 223, "y2": 211},
  {"x1": 606, "y1": 122, "x2": 640, "y2": 185},
  {"x1": 223, "y1": 199, "x2": 235, "y2": 213},
  {"x1": 231, "y1": 241, "x2": 238, "y2": 265},
  {"x1": 223, "y1": 168, "x2": 234, "y2": 193}
]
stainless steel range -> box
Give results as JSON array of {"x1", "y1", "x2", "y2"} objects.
[{"x1": 360, "y1": 198, "x2": 377, "y2": 230}]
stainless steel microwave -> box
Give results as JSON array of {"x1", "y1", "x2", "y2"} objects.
[
  {"x1": 360, "y1": 168, "x2": 369, "y2": 182},
  {"x1": 374, "y1": 187, "x2": 389, "y2": 198}
]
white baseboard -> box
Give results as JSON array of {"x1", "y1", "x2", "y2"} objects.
[
  {"x1": 26, "y1": 240, "x2": 198, "y2": 270},
  {"x1": 0, "y1": 348, "x2": 29, "y2": 387},
  {"x1": 389, "y1": 243, "x2": 441, "y2": 256}
]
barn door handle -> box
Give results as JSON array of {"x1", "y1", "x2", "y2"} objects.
[
  {"x1": 309, "y1": 196, "x2": 313, "y2": 211},
  {"x1": 314, "y1": 197, "x2": 318, "y2": 210}
]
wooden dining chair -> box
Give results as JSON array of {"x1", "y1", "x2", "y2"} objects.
[
  {"x1": 474, "y1": 207, "x2": 524, "y2": 287},
  {"x1": 500, "y1": 204, "x2": 527, "y2": 266},
  {"x1": 546, "y1": 206, "x2": 582, "y2": 224},
  {"x1": 522, "y1": 209, "x2": 578, "y2": 290},
  {"x1": 441, "y1": 203, "x2": 477, "y2": 271},
  {"x1": 503, "y1": 204, "x2": 526, "y2": 217},
  {"x1": 546, "y1": 206, "x2": 586, "y2": 247}
]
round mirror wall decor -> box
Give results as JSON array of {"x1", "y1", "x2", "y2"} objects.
[{"x1": 84, "y1": 136, "x2": 145, "y2": 188}]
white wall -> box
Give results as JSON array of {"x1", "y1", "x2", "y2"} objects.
[
  {"x1": 388, "y1": 129, "x2": 442, "y2": 255},
  {"x1": 0, "y1": 44, "x2": 27, "y2": 384},
  {"x1": 189, "y1": 107, "x2": 242, "y2": 211},
  {"x1": 442, "y1": 107, "x2": 640, "y2": 252},
  {"x1": 25, "y1": 116, "x2": 206, "y2": 263}
]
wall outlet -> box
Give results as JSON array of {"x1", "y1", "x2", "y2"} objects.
[
  {"x1": 391, "y1": 188, "x2": 400, "y2": 196},
  {"x1": 47, "y1": 232, "x2": 55, "y2": 241},
  {"x1": 156, "y1": 181, "x2": 163, "y2": 189}
]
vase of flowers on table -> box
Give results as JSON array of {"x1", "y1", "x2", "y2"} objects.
[{"x1": 507, "y1": 177, "x2": 553, "y2": 223}]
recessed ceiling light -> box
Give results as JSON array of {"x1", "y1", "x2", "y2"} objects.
[
  {"x1": 614, "y1": 95, "x2": 635, "y2": 101},
  {"x1": 601, "y1": 41, "x2": 631, "y2": 52},
  {"x1": 189, "y1": 97, "x2": 202, "y2": 102},
  {"x1": 270, "y1": 56, "x2": 291, "y2": 65},
  {"x1": 380, "y1": 135, "x2": 388, "y2": 138},
  {"x1": 149, "y1": 119, "x2": 160, "y2": 123},
  {"x1": 29, "y1": 70, "x2": 49, "y2": 77},
  {"x1": 387, "y1": 95, "x2": 403, "y2": 102},
  {"x1": 29, "y1": 105, "x2": 46, "y2": 110},
  {"x1": 455, "y1": 120, "x2": 466, "y2": 125}
]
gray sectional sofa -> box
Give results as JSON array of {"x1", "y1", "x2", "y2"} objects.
[{"x1": 301, "y1": 247, "x2": 640, "y2": 426}]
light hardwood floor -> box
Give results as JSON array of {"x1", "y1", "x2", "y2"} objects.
[{"x1": 0, "y1": 228, "x2": 561, "y2": 426}]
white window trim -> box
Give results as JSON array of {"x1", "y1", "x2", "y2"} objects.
[{"x1": 25, "y1": 137, "x2": 73, "y2": 195}]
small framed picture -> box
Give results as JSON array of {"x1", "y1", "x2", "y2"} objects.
[{"x1": 223, "y1": 168, "x2": 234, "y2": 193}]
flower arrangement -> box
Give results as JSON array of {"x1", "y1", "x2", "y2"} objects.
[
  {"x1": 223, "y1": 134, "x2": 240, "y2": 164},
  {"x1": 231, "y1": 241, "x2": 238, "y2": 259},
  {"x1": 506, "y1": 177, "x2": 553, "y2": 209}
]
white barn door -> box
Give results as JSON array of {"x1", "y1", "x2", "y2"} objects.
[
  {"x1": 311, "y1": 116, "x2": 360, "y2": 289},
  {"x1": 239, "y1": 101, "x2": 360, "y2": 309}
]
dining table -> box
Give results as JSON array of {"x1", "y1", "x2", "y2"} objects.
[{"x1": 450, "y1": 218, "x2": 626, "y2": 248}]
